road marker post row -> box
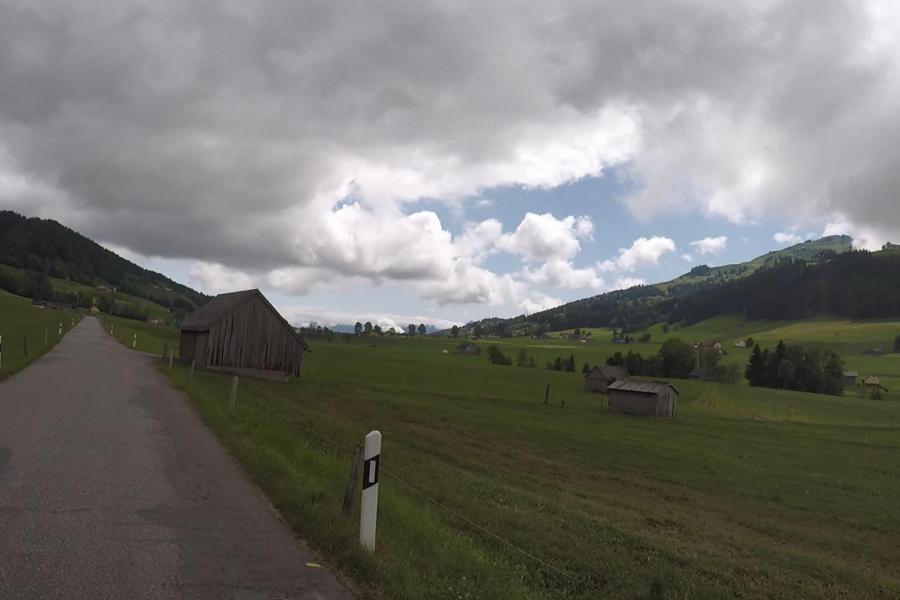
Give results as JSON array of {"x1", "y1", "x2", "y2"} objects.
[{"x1": 360, "y1": 430, "x2": 382, "y2": 551}]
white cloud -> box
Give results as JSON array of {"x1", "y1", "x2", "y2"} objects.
[
  {"x1": 681, "y1": 254, "x2": 694, "y2": 262},
  {"x1": 499, "y1": 212, "x2": 593, "y2": 262},
  {"x1": 773, "y1": 231, "x2": 803, "y2": 245},
  {"x1": 519, "y1": 293, "x2": 563, "y2": 315},
  {"x1": 520, "y1": 259, "x2": 604, "y2": 289},
  {"x1": 612, "y1": 277, "x2": 646, "y2": 290},
  {"x1": 190, "y1": 262, "x2": 256, "y2": 294},
  {"x1": 599, "y1": 237, "x2": 676, "y2": 272},
  {"x1": 689, "y1": 236, "x2": 728, "y2": 255}
]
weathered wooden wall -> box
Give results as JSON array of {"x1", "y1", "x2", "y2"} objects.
[
  {"x1": 608, "y1": 389, "x2": 677, "y2": 418},
  {"x1": 204, "y1": 296, "x2": 303, "y2": 375}
]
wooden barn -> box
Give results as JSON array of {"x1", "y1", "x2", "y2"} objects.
[
  {"x1": 607, "y1": 380, "x2": 679, "y2": 418},
  {"x1": 843, "y1": 370, "x2": 859, "y2": 388},
  {"x1": 584, "y1": 365, "x2": 627, "y2": 393},
  {"x1": 179, "y1": 289, "x2": 309, "y2": 381}
]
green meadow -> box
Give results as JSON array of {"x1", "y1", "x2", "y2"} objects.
[
  {"x1": 0, "y1": 289, "x2": 81, "y2": 380},
  {"x1": 152, "y1": 317, "x2": 900, "y2": 600},
  {"x1": 99, "y1": 313, "x2": 180, "y2": 357}
]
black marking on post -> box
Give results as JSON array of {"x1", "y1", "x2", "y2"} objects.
[{"x1": 363, "y1": 454, "x2": 380, "y2": 490}]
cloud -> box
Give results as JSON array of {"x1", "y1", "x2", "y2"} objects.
[
  {"x1": 599, "y1": 237, "x2": 676, "y2": 272},
  {"x1": 612, "y1": 277, "x2": 646, "y2": 291},
  {"x1": 773, "y1": 231, "x2": 804, "y2": 245},
  {"x1": 3, "y1": 0, "x2": 900, "y2": 314},
  {"x1": 681, "y1": 254, "x2": 694, "y2": 263},
  {"x1": 689, "y1": 236, "x2": 728, "y2": 256},
  {"x1": 499, "y1": 213, "x2": 593, "y2": 262},
  {"x1": 520, "y1": 259, "x2": 604, "y2": 289},
  {"x1": 190, "y1": 262, "x2": 256, "y2": 293}
]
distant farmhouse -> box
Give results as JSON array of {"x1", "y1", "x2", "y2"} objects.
[
  {"x1": 584, "y1": 365, "x2": 627, "y2": 393},
  {"x1": 693, "y1": 340, "x2": 723, "y2": 354},
  {"x1": 864, "y1": 375, "x2": 881, "y2": 388},
  {"x1": 179, "y1": 289, "x2": 308, "y2": 381},
  {"x1": 733, "y1": 339, "x2": 748, "y2": 348},
  {"x1": 843, "y1": 370, "x2": 859, "y2": 388},
  {"x1": 607, "y1": 380, "x2": 679, "y2": 418}
]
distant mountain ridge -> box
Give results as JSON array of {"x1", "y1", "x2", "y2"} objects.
[
  {"x1": 458, "y1": 235, "x2": 861, "y2": 336},
  {"x1": 0, "y1": 210, "x2": 207, "y2": 313}
]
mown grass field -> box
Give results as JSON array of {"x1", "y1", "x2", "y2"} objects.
[
  {"x1": 0, "y1": 289, "x2": 81, "y2": 380},
  {"x1": 154, "y1": 318, "x2": 900, "y2": 600},
  {"x1": 99, "y1": 313, "x2": 180, "y2": 357}
]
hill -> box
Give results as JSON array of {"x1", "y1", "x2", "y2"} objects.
[
  {"x1": 0, "y1": 211, "x2": 207, "y2": 319},
  {"x1": 460, "y1": 236, "x2": 858, "y2": 336}
]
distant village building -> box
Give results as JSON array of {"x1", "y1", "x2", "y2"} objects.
[
  {"x1": 733, "y1": 340, "x2": 748, "y2": 348},
  {"x1": 864, "y1": 375, "x2": 881, "y2": 388},
  {"x1": 693, "y1": 340, "x2": 723, "y2": 354},
  {"x1": 607, "y1": 380, "x2": 679, "y2": 418},
  {"x1": 843, "y1": 370, "x2": 859, "y2": 388},
  {"x1": 584, "y1": 365, "x2": 627, "y2": 393},
  {"x1": 178, "y1": 289, "x2": 308, "y2": 381}
]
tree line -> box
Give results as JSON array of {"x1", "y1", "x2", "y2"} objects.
[{"x1": 745, "y1": 342, "x2": 845, "y2": 395}]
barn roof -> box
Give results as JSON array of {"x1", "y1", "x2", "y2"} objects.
[
  {"x1": 607, "y1": 380, "x2": 679, "y2": 395},
  {"x1": 585, "y1": 365, "x2": 627, "y2": 381},
  {"x1": 180, "y1": 289, "x2": 309, "y2": 350},
  {"x1": 844, "y1": 370, "x2": 859, "y2": 377}
]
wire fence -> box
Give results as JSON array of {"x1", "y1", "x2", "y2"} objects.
[{"x1": 232, "y1": 384, "x2": 584, "y2": 591}]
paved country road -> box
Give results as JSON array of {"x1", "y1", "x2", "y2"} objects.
[{"x1": 0, "y1": 317, "x2": 353, "y2": 600}]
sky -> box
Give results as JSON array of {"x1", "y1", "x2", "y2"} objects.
[{"x1": 2, "y1": 1, "x2": 900, "y2": 330}]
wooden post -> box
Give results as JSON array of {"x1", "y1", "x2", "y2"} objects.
[
  {"x1": 342, "y1": 446, "x2": 363, "y2": 514},
  {"x1": 168, "y1": 353, "x2": 174, "y2": 370},
  {"x1": 44, "y1": 328, "x2": 48, "y2": 346},
  {"x1": 229, "y1": 376, "x2": 238, "y2": 414},
  {"x1": 0, "y1": 334, "x2": 3, "y2": 371},
  {"x1": 360, "y1": 431, "x2": 382, "y2": 551},
  {"x1": 544, "y1": 383, "x2": 550, "y2": 405},
  {"x1": 190, "y1": 360, "x2": 195, "y2": 383},
  {"x1": 23, "y1": 336, "x2": 27, "y2": 357}
]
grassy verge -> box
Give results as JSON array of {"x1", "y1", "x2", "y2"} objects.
[
  {"x1": 99, "y1": 313, "x2": 180, "y2": 357},
  {"x1": 0, "y1": 290, "x2": 82, "y2": 380},
  {"x1": 160, "y1": 334, "x2": 900, "y2": 599}
]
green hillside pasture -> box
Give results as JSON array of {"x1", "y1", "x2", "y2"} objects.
[
  {"x1": 0, "y1": 290, "x2": 81, "y2": 379},
  {"x1": 161, "y1": 335, "x2": 900, "y2": 600},
  {"x1": 100, "y1": 314, "x2": 180, "y2": 358},
  {"x1": 0, "y1": 263, "x2": 172, "y2": 319}
]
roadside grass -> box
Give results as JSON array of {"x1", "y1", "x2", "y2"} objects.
[
  {"x1": 0, "y1": 289, "x2": 82, "y2": 380},
  {"x1": 161, "y1": 331, "x2": 900, "y2": 600},
  {"x1": 99, "y1": 313, "x2": 180, "y2": 357}
]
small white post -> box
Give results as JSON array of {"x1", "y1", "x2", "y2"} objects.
[
  {"x1": 132, "y1": 333, "x2": 137, "y2": 349},
  {"x1": 58, "y1": 322, "x2": 62, "y2": 336},
  {"x1": 360, "y1": 430, "x2": 382, "y2": 551},
  {"x1": 111, "y1": 324, "x2": 114, "y2": 335}
]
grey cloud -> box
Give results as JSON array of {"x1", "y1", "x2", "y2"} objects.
[{"x1": 1, "y1": 0, "x2": 899, "y2": 288}]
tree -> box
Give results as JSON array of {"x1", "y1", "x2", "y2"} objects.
[
  {"x1": 658, "y1": 337, "x2": 696, "y2": 379},
  {"x1": 553, "y1": 357, "x2": 563, "y2": 371},
  {"x1": 700, "y1": 347, "x2": 720, "y2": 369},
  {"x1": 354, "y1": 322, "x2": 363, "y2": 336},
  {"x1": 473, "y1": 324, "x2": 483, "y2": 338},
  {"x1": 777, "y1": 359, "x2": 796, "y2": 389},
  {"x1": 565, "y1": 354, "x2": 576, "y2": 372},
  {"x1": 516, "y1": 349, "x2": 529, "y2": 367},
  {"x1": 582, "y1": 362, "x2": 590, "y2": 374},
  {"x1": 451, "y1": 325, "x2": 460, "y2": 338},
  {"x1": 639, "y1": 333, "x2": 652, "y2": 343},
  {"x1": 364, "y1": 321, "x2": 373, "y2": 335},
  {"x1": 894, "y1": 334, "x2": 900, "y2": 352},
  {"x1": 574, "y1": 327, "x2": 582, "y2": 337},
  {"x1": 822, "y1": 352, "x2": 845, "y2": 395},
  {"x1": 418, "y1": 323, "x2": 427, "y2": 336},
  {"x1": 528, "y1": 357, "x2": 536, "y2": 368},
  {"x1": 373, "y1": 324, "x2": 383, "y2": 336},
  {"x1": 662, "y1": 323, "x2": 670, "y2": 334},
  {"x1": 606, "y1": 352, "x2": 624, "y2": 367},
  {"x1": 746, "y1": 344, "x2": 766, "y2": 386},
  {"x1": 745, "y1": 337, "x2": 754, "y2": 348},
  {"x1": 408, "y1": 324, "x2": 416, "y2": 337},
  {"x1": 487, "y1": 345, "x2": 511, "y2": 365}
]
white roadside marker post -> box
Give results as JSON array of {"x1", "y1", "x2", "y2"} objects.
[
  {"x1": 132, "y1": 333, "x2": 137, "y2": 349},
  {"x1": 360, "y1": 430, "x2": 382, "y2": 551},
  {"x1": 58, "y1": 322, "x2": 62, "y2": 336}
]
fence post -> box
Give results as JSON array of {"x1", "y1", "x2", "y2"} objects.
[
  {"x1": 544, "y1": 383, "x2": 550, "y2": 405},
  {"x1": 44, "y1": 328, "x2": 48, "y2": 346},
  {"x1": 58, "y1": 322, "x2": 62, "y2": 336},
  {"x1": 132, "y1": 334, "x2": 137, "y2": 349},
  {"x1": 229, "y1": 376, "x2": 238, "y2": 414},
  {"x1": 360, "y1": 430, "x2": 382, "y2": 550},
  {"x1": 0, "y1": 334, "x2": 3, "y2": 371},
  {"x1": 342, "y1": 446, "x2": 363, "y2": 514},
  {"x1": 23, "y1": 336, "x2": 27, "y2": 357},
  {"x1": 168, "y1": 353, "x2": 174, "y2": 370},
  {"x1": 190, "y1": 360, "x2": 195, "y2": 383}
]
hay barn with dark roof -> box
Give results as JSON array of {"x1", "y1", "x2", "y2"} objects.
[
  {"x1": 179, "y1": 289, "x2": 308, "y2": 380},
  {"x1": 607, "y1": 380, "x2": 679, "y2": 418},
  {"x1": 584, "y1": 365, "x2": 627, "y2": 393}
]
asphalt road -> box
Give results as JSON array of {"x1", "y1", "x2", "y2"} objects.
[{"x1": 0, "y1": 317, "x2": 352, "y2": 600}]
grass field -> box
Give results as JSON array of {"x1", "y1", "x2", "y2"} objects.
[
  {"x1": 0, "y1": 289, "x2": 81, "y2": 380},
  {"x1": 99, "y1": 313, "x2": 180, "y2": 358},
  {"x1": 156, "y1": 321, "x2": 900, "y2": 600}
]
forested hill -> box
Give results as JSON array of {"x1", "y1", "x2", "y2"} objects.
[
  {"x1": 0, "y1": 211, "x2": 207, "y2": 312},
  {"x1": 458, "y1": 236, "x2": 886, "y2": 337}
]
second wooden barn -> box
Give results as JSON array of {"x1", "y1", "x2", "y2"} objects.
[
  {"x1": 607, "y1": 380, "x2": 679, "y2": 418},
  {"x1": 179, "y1": 289, "x2": 308, "y2": 380}
]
